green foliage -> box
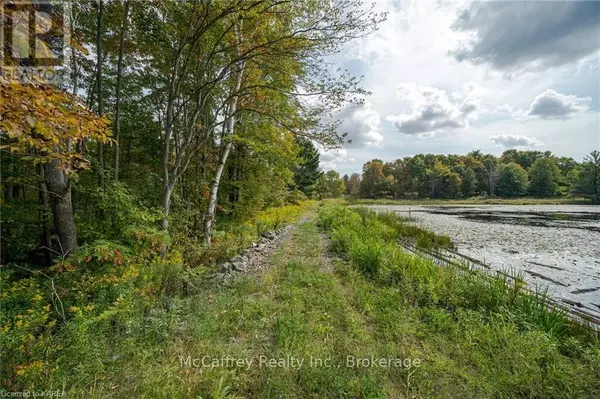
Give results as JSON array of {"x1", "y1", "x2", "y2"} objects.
[
  {"x1": 314, "y1": 170, "x2": 345, "y2": 199},
  {"x1": 460, "y1": 167, "x2": 477, "y2": 198},
  {"x1": 286, "y1": 189, "x2": 308, "y2": 205},
  {"x1": 500, "y1": 149, "x2": 548, "y2": 169},
  {"x1": 426, "y1": 160, "x2": 461, "y2": 199},
  {"x1": 293, "y1": 138, "x2": 322, "y2": 196},
  {"x1": 359, "y1": 159, "x2": 386, "y2": 198},
  {"x1": 0, "y1": 227, "x2": 176, "y2": 388},
  {"x1": 344, "y1": 172, "x2": 361, "y2": 196},
  {"x1": 529, "y1": 157, "x2": 560, "y2": 197},
  {"x1": 352, "y1": 150, "x2": 595, "y2": 201},
  {"x1": 571, "y1": 150, "x2": 600, "y2": 204},
  {"x1": 75, "y1": 181, "x2": 162, "y2": 242},
  {"x1": 496, "y1": 162, "x2": 529, "y2": 197}
]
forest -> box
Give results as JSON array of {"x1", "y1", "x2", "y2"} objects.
[
  {"x1": 1, "y1": 0, "x2": 383, "y2": 264},
  {"x1": 342, "y1": 149, "x2": 600, "y2": 202}
]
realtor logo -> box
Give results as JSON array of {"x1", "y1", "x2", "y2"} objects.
[{"x1": 1, "y1": 0, "x2": 69, "y2": 83}]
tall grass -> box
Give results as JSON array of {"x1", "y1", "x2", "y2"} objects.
[{"x1": 317, "y1": 205, "x2": 596, "y2": 342}]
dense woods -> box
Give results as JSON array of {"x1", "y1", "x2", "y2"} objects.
[
  {"x1": 349, "y1": 149, "x2": 600, "y2": 203},
  {"x1": 1, "y1": 0, "x2": 383, "y2": 263}
]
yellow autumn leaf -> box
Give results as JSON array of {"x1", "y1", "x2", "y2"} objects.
[{"x1": 25, "y1": 115, "x2": 36, "y2": 127}]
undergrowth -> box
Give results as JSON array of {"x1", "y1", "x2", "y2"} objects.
[
  {"x1": 0, "y1": 201, "x2": 313, "y2": 391},
  {"x1": 2, "y1": 203, "x2": 599, "y2": 398}
]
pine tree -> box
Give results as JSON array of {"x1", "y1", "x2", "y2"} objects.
[
  {"x1": 293, "y1": 138, "x2": 322, "y2": 196},
  {"x1": 572, "y1": 151, "x2": 600, "y2": 204}
]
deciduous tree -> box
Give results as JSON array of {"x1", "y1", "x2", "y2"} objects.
[
  {"x1": 529, "y1": 157, "x2": 560, "y2": 197},
  {"x1": 496, "y1": 163, "x2": 528, "y2": 197}
]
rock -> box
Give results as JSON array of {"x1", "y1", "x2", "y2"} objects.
[
  {"x1": 221, "y1": 262, "x2": 232, "y2": 272},
  {"x1": 251, "y1": 242, "x2": 257, "y2": 247},
  {"x1": 262, "y1": 231, "x2": 276, "y2": 240},
  {"x1": 213, "y1": 273, "x2": 227, "y2": 283},
  {"x1": 233, "y1": 262, "x2": 247, "y2": 272},
  {"x1": 231, "y1": 255, "x2": 244, "y2": 263},
  {"x1": 255, "y1": 243, "x2": 266, "y2": 252}
]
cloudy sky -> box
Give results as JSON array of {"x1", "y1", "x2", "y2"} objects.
[{"x1": 319, "y1": 0, "x2": 600, "y2": 175}]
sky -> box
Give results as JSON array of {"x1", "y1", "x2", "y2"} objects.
[{"x1": 318, "y1": 0, "x2": 600, "y2": 175}]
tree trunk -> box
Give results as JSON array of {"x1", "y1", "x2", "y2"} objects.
[
  {"x1": 5, "y1": 161, "x2": 14, "y2": 201},
  {"x1": 96, "y1": 0, "x2": 104, "y2": 189},
  {"x1": 113, "y1": 0, "x2": 129, "y2": 181},
  {"x1": 204, "y1": 139, "x2": 234, "y2": 245},
  {"x1": 70, "y1": 2, "x2": 78, "y2": 99},
  {"x1": 44, "y1": 160, "x2": 77, "y2": 255},
  {"x1": 202, "y1": 20, "x2": 245, "y2": 244},
  {"x1": 38, "y1": 164, "x2": 52, "y2": 263},
  {"x1": 161, "y1": 183, "x2": 174, "y2": 231}
]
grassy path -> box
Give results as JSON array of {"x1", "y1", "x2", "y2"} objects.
[
  {"x1": 107, "y1": 212, "x2": 412, "y2": 398},
  {"x1": 83, "y1": 209, "x2": 598, "y2": 398}
]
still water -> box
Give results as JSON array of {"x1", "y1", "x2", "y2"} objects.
[{"x1": 367, "y1": 204, "x2": 600, "y2": 319}]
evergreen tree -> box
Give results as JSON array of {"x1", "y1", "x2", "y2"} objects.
[
  {"x1": 572, "y1": 151, "x2": 600, "y2": 204},
  {"x1": 342, "y1": 174, "x2": 350, "y2": 193},
  {"x1": 496, "y1": 163, "x2": 529, "y2": 197},
  {"x1": 293, "y1": 138, "x2": 322, "y2": 196}
]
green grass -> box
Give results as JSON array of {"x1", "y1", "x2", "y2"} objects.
[
  {"x1": 6, "y1": 207, "x2": 600, "y2": 398},
  {"x1": 349, "y1": 197, "x2": 591, "y2": 206}
]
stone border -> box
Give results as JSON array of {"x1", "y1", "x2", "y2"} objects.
[{"x1": 211, "y1": 225, "x2": 294, "y2": 284}]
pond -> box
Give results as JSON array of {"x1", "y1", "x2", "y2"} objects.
[{"x1": 365, "y1": 204, "x2": 600, "y2": 320}]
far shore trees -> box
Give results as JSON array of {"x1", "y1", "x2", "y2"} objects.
[
  {"x1": 496, "y1": 163, "x2": 529, "y2": 197},
  {"x1": 315, "y1": 170, "x2": 345, "y2": 199},
  {"x1": 529, "y1": 157, "x2": 560, "y2": 197},
  {"x1": 351, "y1": 150, "x2": 599, "y2": 201},
  {"x1": 572, "y1": 150, "x2": 600, "y2": 204}
]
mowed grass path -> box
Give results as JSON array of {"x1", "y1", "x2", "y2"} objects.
[{"x1": 92, "y1": 212, "x2": 599, "y2": 398}]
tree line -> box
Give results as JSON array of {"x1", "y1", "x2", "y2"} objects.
[
  {"x1": 1, "y1": 1, "x2": 384, "y2": 264},
  {"x1": 340, "y1": 149, "x2": 600, "y2": 203}
]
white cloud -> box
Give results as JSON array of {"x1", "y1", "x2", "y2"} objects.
[
  {"x1": 317, "y1": 146, "x2": 355, "y2": 171},
  {"x1": 527, "y1": 89, "x2": 592, "y2": 119},
  {"x1": 336, "y1": 103, "x2": 383, "y2": 147},
  {"x1": 386, "y1": 83, "x2": 480, "y2": 135},
  {"x1": 491, "y1": 132, "x2": 544, "y2": 149}
]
